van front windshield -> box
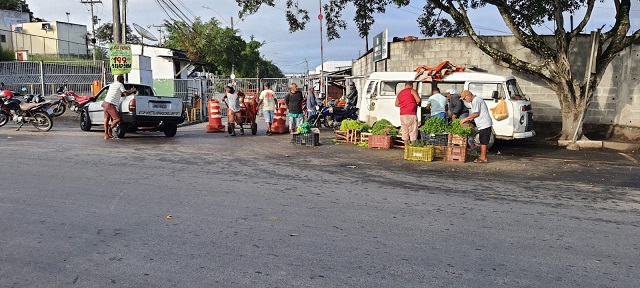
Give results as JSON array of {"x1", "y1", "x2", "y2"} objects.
[{"x1": 506, "y1": 79, "x2": 527, "y2": 100}]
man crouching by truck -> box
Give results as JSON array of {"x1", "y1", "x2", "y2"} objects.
[
  {"x1": 102, "y1": 75, "x2": 136, "y2": 139},
  {"x1": 460, "y1": 90, "x2": 492, "y2": 163}
]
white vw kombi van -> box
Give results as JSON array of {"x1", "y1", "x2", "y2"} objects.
[{"x1": 358, "y1": 71, "x2": 536, "y2": 144}]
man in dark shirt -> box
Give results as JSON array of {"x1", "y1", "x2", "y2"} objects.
[
  {"x1": 284, "y1": 83, "x2": 304, "y2": 133},
  {"x1": 345, "y1": 82, "x2": 358, "y2": 110},
  {"x1": 446, "y1": 88, "x2": 469, "y2": 120}
]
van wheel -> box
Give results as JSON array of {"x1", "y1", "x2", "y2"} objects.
[{"x1": 473, "y1": 128, "x2": 495, "y2": 150}]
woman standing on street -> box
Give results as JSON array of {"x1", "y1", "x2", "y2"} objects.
[{"x1": 222, "y1": 84, "x2": 242, "y2": 136}]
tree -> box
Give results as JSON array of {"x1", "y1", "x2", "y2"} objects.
[
  {"x1": 236, "y1": 0, "x2": 640, "y2": 140},
  {"x1": 95, "y1": 22, "x2": 141, "y2": 44},
  {"x1": 0, "y1": 0, "x2": 42, "y2": 21},
  {"x1": 163, "y1": 17, "x2": 284, "y2": 77}
]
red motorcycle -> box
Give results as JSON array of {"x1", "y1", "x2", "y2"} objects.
[
  {"x1": 53, "y1": 85, "x2": 96, "y2": 116},
  {"x1": 0, "y1": 90, "x2": 53, "y2": 131}
]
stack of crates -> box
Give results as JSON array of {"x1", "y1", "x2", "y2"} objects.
[{"x1": 447, "y1": 134, "x2": 467, "y2": 163}]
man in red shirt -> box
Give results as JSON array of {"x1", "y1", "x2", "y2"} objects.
[{"x1": 395, "y1": 82, "x2": 421, "y2": 146}]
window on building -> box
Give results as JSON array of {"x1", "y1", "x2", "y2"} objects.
[{"x1": 0, "y1": 35, "x2": 6, "y2": 43}]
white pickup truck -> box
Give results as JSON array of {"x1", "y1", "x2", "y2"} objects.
[{"x1": 79, "y1": 83, "x2": 185, "y2": 138}]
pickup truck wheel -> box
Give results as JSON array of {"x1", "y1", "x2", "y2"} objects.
[
  {"x1": 251, "y1": 123, "x2": 257, "y2": 135},
  {"x1": 113, "y1": 123, "x2": 126, "y2": 138},
  {"x1": 80, "y1": 109, "x2": 91, "y2": 131},
  {"x1": 164, "y1": 124, "x2": 178, "y2": 137}
]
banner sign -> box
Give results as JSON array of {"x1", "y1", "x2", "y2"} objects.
[
  {"x1": 373, "y1": 29, "x2": 388, "y2": 63},
  {"x1": 108, "y1": 44, "x2": 133, "y2": 75}
]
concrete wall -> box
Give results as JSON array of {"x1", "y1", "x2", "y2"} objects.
[{"x1": 352, "y1": 36, "x2": 640, "y2": 130}]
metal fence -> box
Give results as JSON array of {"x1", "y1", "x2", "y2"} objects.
[
  {"x1": 204, "y1": 76, "x2": 308, "y2": 118},
  {"x1": 0, "y1": 60, "x2": 112, "y2": 96}
]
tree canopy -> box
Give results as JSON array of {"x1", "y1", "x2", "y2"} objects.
[
  {"x1": 163, "y1": 17, "x2": 284, "y2": 78},
  {"x1": 237, "y1": 0, "x2": 640, "y2": 140},
  {"x1": 95, "y1": 22, "x2": 141, "y2": 45}
]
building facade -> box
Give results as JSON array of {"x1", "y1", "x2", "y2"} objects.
[
  {"x1": 0, "y1": 9, "x2": 30, "y2": 51},
  {"x1": 11, "y1": 21, "x2": 89, "y2": 58}
]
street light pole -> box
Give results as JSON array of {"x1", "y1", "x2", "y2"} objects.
[{"x1": 66, "y1": 12, "x2": 70, "y2": 57}]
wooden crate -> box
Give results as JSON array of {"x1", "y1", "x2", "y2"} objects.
[
  {"x1": 368, "y1": 135, "x2": 394, "y2": 149},
  {"x1": 448, "y1": 134, "x2": 468, "y2": 146},
  {"x1": 447, "y1": 144, "x2": 467, "y2": 163},
  {"x1": 360, "y1": 132, "x2": 373, "y2": 143},
  {"x1": 393, "y1": 132, "x2": 405, "y2": 149},
  {"x1": 346, "y1": 130, "x2": 361, "y2": 144},
  {"x1": 335, "y1": 130, "x2": 348, "y2": 143},
  {"x1": 433, "y1": 145, "x2": 448, "y2": 159},
  {"x1": 404, "y1": 145, "x2": 434, "y2": 162}
]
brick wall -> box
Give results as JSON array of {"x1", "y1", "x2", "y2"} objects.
[{"x1": 352, "y1": 36, "x2": 640, "y2": 129}]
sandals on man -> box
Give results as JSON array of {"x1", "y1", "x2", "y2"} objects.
[{"x1": 473, "y1": 158, "x2": 488, "y2": 163}]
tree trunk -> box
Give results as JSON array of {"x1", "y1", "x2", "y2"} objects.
[{"x1": 559, "y1": 99, "x2": 584, "y2": 140}]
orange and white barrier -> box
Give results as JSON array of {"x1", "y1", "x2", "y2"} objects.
[
  {"x1": 206, "y1": 99, "x2": 225, "y2": 133},
  {"x1": 271, "y1": 100, "x2": 289, "y2": 134}
]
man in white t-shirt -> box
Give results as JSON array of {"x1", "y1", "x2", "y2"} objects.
[
  {"x1": 257, "y1": 82, "x2": 276, "y2": 135},
  {"x1": 102, "y1": 75, "x2": 136, "y2": 139},
  {"x1": 460, "y1": 90, "x2": 492, "y2": 163}
]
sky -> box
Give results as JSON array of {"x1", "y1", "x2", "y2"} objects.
[{"x1": 23, "y1": 0, "x2": 640, "y2": 74}]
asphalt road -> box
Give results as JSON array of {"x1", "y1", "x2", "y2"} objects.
[{"x1": 1, "y1": 119, "x2": 639, "y2": 287}]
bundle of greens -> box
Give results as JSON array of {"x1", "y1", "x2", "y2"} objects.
[
  {"x1": 419, "y1": 117, "x2": 448, "y2": 134},
  {"x1": 371, "y1": 119, "x2": 398, "y2": 137},
  {"x1": 339, "y1": 119, "x2": 371, "y2": 132},
  {"x1": 297, "y1": 122, "x2": 313, "y2": 134},
  {"x1": 408, "y1": 140, "x2": 431, "y2": 147},
  {"x1": 447, "y1": 119, "x2": 473, "y2": 136}
]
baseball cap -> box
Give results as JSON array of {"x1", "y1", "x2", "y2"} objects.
[
  {"x1": 349, "y1": 82, "x2": 355, "y2": 86},
  {"x1": 446, "y1": 88, "x2": 457, "y2": 95}
]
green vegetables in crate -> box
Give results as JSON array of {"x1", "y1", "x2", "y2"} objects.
[
  {"x1": 447, "y1": 119, "x2": 473, "y2": 136},
  {"x1": 339, "y1": 119, "x2": 370, "y2": 132},
  {"x1": 371, "y1": 119, "x2": 398, "y2": 137},
  {"x1": 419, "y1": 117, "x2": 447, "y2": 134},
  {"x1": 408, "y1": 140, "x2": 431, "y2": 147},
  {"x1": 297, "y1": 122, "x2": 312, "y2": 134}
]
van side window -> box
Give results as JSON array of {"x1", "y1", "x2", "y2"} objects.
[
  {"x1": 381, "y1": 82, "x2": 399, "y2": 96},
  {"x1": 365, "y1": 81, "x2": 376, "y2": 96},
  {"x1": 468, "y1": 83, "x2": 505, "y2": 100}
]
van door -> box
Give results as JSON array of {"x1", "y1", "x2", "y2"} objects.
[
  {"x1": 359, "y1": 80, "x2": 379, "y2": 124},
  {"x1": 466, "y1": 82, "x2": 514, "y2": 138},
  {"x1": 376, "y1": 81, "x2": 403, "y2": 126}
]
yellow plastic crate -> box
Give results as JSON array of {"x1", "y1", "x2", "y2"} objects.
[{"x1": 404, "y1": 145, "x2": 435, "y2": 162}]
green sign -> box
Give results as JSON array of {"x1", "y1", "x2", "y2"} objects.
[{"x1": 108, "y1": 44, "x2": 133, "y2": 75}]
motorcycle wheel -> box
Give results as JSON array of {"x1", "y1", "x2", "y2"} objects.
[
  {"x1": 80, "y1": 109, "x2": 91, "y2": 131},
  {"x1": 308, "y1": 115, "x2": 320, "y2": 128},
  {"x1": 0, "y1": 111, "x2": 8, "y2": 127},
  {"x1": 33, "y1": 112, "x2": 53, "y2": 131},
  {"x1": 53, "y1": 102, "x2": 66, "y2": 117}
]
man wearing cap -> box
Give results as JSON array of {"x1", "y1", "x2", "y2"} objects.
[
  {"x1": 345, "y1": 82, "x2": 358, "y2": 111},
  {"x1": 446, "y1": 88, "x2": 469, "y2": 120},
  {"x1": 222, "y1": 84, "x2": 242, "y2": 136},
  {"x1": 460, "y1": 90, "x2": 492, "y2": 163},
  {"x1": 257, "y1": 82, "x2": 276, "y2": 135}
]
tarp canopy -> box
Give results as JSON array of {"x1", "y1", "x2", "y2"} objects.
[{"x1": 414, "y1": 61, "x2": 465, "y2": 82}]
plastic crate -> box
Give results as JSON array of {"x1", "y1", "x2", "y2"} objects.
[
  {"x1": 404, "y1": 145, "x2": 435, "y2": 162},
  {"x1": 446, "y1": 145, "x2": 467, "y2": 163},
  {"x1": 368, "y1": 135, "x2": 394, "y2": 149},
  {"x1": 292, "y1": 133, "x2": 319, "y2": 146},
  {"x1": 420, "y1": 132, "x2": 449, "y2": 146},
  {"x1": 433, "y1": 145, "x2": 448, "y2": 159},
  {"x1": 448, "y1": 134, "x2": 468, "y2": 146}
]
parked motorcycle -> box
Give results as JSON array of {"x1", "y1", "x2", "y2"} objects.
[
  {"x1": 308, "y1": 99, "x2": 358, "y2": 128},
  {"x1": 0, "y1": 90, "x2": 53, "y2": 131},
  {"x1": 24, "y1": 94, "x2": 61, "y2": 118},
  {"x1": 54, "y1": 85, "x2": 96, "y2": 116}
]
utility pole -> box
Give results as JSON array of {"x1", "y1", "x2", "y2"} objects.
[
  {"x1": 152, "y1": 25, "x2": 164, "y2": 44},
  {"x1": 121, "y1": 0, "x2": 127, "y2": 44},
  {"x1": 112, "y1": 0, "x2": 121, "y2": 43},
  {"x1": 318, "y1": 0, "x2": 324, "y2": 98},
  {"x1": 81, "y1": 0, "x2": 101, "y2": 61},
  {"x1": 66, "y1": 12, "x2": 70, "y2": 57}
]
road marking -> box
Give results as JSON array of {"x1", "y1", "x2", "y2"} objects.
[{"x1": 618, "y1": 152, "x2": 639, "y2": 165}]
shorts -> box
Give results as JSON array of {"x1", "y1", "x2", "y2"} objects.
[
  {"x1": 432, "y1": 112, "x2": 447, "y2": 120},
  {"x1": 400, "y1": 114, "x2": 418, "y2": 141},
  {"x1": 478, "y1": 127, "x2": 492, "y2": 145},
  {"x1": 289, "y1": 116, "x2": 303, "y2": 131},
  {"x1": 228, "y1": 109, "x2": 241, "y2": 123},
  {"x1": 102, "y1": 102, "x2": 120, "y2": 121},
  {"x1": 263, "y1": 110, "x2": 274, "y2": 123},
  {"x1": 307, "y1": 110, "x2": 317, "y2": 117}
]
